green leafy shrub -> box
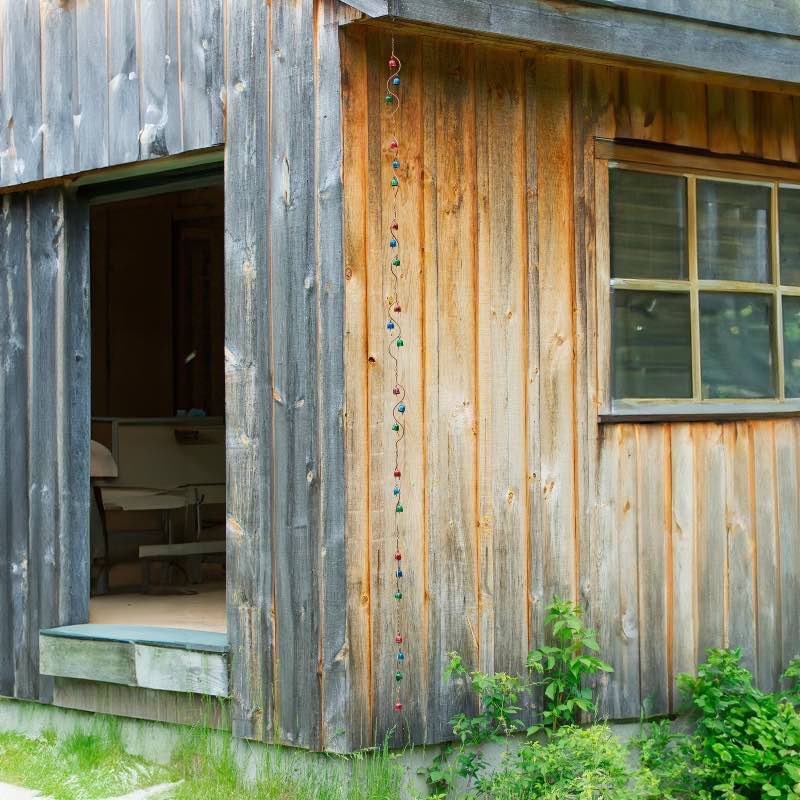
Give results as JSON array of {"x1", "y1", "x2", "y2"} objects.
[
  {"x1": 422, "y1": 598, "x2": 616, "y2": 797},
  {"x1": 477, "y1": 725, "x2": 658, "y2": 800},
  {"x1": 639, "y1": 648, "x2": 800, "y2": 800},
  {"x1": 527, "y1": 597, "x2": 613, "y2": 734}
]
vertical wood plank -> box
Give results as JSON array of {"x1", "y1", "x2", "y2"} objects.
[
  {"x1": 476, "y1": 50, "x2": 527, "y2": 681},
  {"x1": 752, "y1": 423, "x2": 781, "y2": 691},
  {"x1": 670, "y1": 424, "x2": 697, "y2": 703},
  {"x1": 138, "y1": 0, "x2": 182, "y2": 158},
  {"x1": 1, "y1": 0, "x2": 43, "y2": 184},
  {"x1": 695, "y1": 424, "x2": 727, "y2": 660},
  {"x1": 725, "y1": 423, "x2": 757, "y2": 676},
  {"x1": 6, "y1": 195, "x2": 32, "y2": 697},
  {"x1": 370, "y1": 31, "x2": 429, "y2": 746},
  {"x1": 573, "y1": 65, "x2": 617, "y2": 717},
  {"x1": 61, "y1": 192, "x2": 91, "y2": 628},
  {"x1": 40, "y1": 0, "x2": 76, "y2": 178},
  {"x1": 706, "y1": 86, "x2": 757, "y2": 157},
  {"x1": 636, "y1": 425, "x2": 669, "y2": 715},
  {"x1": 270, "y1": 0, "x2": 321, "y2": 749},
  {"x1": 423, "y1": 39, "x2": 480, "y2": 743},
  {"x1": 775, "y1": 420, "x2": 800, "y2": 671},
  {"x1": 615, "y1": 69, "x2": 663, "y2": 141},
  {"x1": 224, "y1": 0, "x2": 274, "y2": 744},
  {"x1": 593, "y1": 426, "x2": 640, "y2": 718},
  {"x1": 535, "y1": 57, "x2": 576, "y2": 604},
  {"x1": 316, "y1": 0, "x2": 349, "y2": 753},
  {"x1": 28, "y1": 189, "x2": 65, "y2": 702},
  {"x1": 523, "y1": 56, "x2": 543, "y2": 679},
  {"x1": 108, "y1": 0, "x2": 141, "y2": 164},
  {"x1": 341, "y1": 25, "x2": 372, "y2": 751},
  {"x1": 180, "y1": 0, "x2": 225, "y2": 151},
  {"x1": 75, "y1": 0, "x2": 108, "y2": 171},
  {"x1": 759, "y1": 92, "x2": 798, "y2": 163},
  {"x1": 663, "y1": 76, "x2": 708, "y2": 149}
]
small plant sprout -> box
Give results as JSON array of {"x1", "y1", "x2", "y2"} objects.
[{"x1": 526, "y1": 596, "x2": 613, "y2": 734}]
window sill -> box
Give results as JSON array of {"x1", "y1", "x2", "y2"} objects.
[{"x1": 600, "y1": 399, "x2": 800, "y2": 423}]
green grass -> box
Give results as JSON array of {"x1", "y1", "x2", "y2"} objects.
[
  {"x1": 0, "y1": 720, "x2": 172, "y2": 799},
  {"x1": 0, "y1": 721, "x2": 404, "y2": 800}
]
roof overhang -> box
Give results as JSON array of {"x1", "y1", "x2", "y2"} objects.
[{"x1": 346, "y1": 0, "x2": 800, "y2": 89}]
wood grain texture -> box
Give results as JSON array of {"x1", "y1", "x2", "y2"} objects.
[
  {"x1": 41, "y1": 0, "x2": 76, "y2": 178},
  {"x1": 341, "y1": 24, "x2": 373, "y2": 750},
  {"x1": 2, "y1": 0, "x2": 43, "y2": 184},
  {"x1": 0, "y1": 189, "x2": 90, "y2": 702},
  {"x1": 574, "y1": 0, "x2": 800, "y2": 38},
  {"x1": 0, "y1": 0, "x2": 223, "y2": 187},
  {"x1": 224, "y1": 0, "x2": 274, "y2": 744},
  {"x1": 388, "y1": 0, "x2": 800, "y2": 87},
  {"x1": 341, "y1": 36, "x2": 800, "y2": 744},
  {"x1": 75, "y1": 0, "x2": 108, "y2": 171},
  {"x1": 108, "y1": 0, "x2": 140, "y2": 165},
  {"x1": 270, "y1": 0, "x2": 322, "y2": 749},
  {"x1": 180, "y1": 0, "x2": 224, "y2": 151},
  {"x1": 53, "y1": 678, "x2": 230, "y2": 729},
  {"x1": 138, "y1": 0, "x2": 182, "y2": 158}
]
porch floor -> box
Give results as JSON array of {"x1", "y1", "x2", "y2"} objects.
[{"x1": 89, "y1": 581, "x2": 226, "y2": 633}]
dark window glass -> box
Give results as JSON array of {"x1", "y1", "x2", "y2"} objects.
[
  {"x1": 779, "y1": 187, "x2": 800, "y2": 286},
  {"x1": 783, "y1": 296, "x2": 800, "y2": 397},
  {"x1": 697, "y1": 180, "x2": 771, "y2": 283},
  {"x1": 610, "y1": 169, "x2": 688, "y2": 280},
  {"x1": 612, "y1": 290, "x2": 692, "y2": 398},
  {"x1": 700, "y1": 292, "x2": 774, "y2": 399}
]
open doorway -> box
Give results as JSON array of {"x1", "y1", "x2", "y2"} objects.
[{"x1": 88, "y1": 178, "x2": 226, "y2": 634}]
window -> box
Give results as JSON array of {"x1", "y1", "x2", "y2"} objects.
[{"x1": 607, "y1": 159, "x2": 800, "y2": 414}]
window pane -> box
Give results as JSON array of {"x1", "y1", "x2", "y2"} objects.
[
  {"x1": 610, "y1": 168, "x2": 688, "y2": 279},
  {"x1": 697, "y1": 180, "x2": 771, "y2": 283},
  {"x1": 783, "y1": 296, "x2": 800, "y2": 397},
  {"x1": 779, "y1": 187, "x2": 800, "y2": 286},
  {"x1": 700, "y1": 292, "x2": 774, "y2": 399},
  {"x1": 612, "y1": 289, "x2": 692, "y2": 398}
]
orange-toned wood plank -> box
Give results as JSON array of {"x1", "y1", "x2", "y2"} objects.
[
  {"x1": 706, "y1": 86, "x2": 757, "y2": 157},
  {"x1": 340, "y1": 25, "x2": 373, "y2": 750},
  {"x1": 423, "y1": 39, "x2": 481, "y2": 743},
  {"x1": 724, "y1": 423, "x2": 757, "y2": 676},
  {"x1": 475, "y1": 49, "x2": 528, "y2": 681},
  {"x1": 663, "y1": 76, "x2": 708, "y2": 149},
  {"x1": 670, "y1": 424, "x2": 697, "y2": 704},
  {"x1": 752, "y1": 422, "x2": 781, "y2": 691},
  {"x1": 636, "y1": 424, "x2": 670, "y2": 714},
  {"x1": 368, "y1": 30, "x2": 429, "y2": 746},
  {"x1": 535, "y1": 56, "x2": 577, "y2": 604}
]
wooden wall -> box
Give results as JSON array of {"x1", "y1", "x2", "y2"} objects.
[
  {"x1": 341, "y1": 28, "x2": 800, "y2": 747},
  {"x1": 0, "y1": 0, "x2": 224, "y2": 187},
  {"x1": 0, "y1": 188, "x2": 90, "y2": 701}
]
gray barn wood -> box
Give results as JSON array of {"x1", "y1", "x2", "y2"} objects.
[{"x1": 1, "y1": 0, "x2": 800, "y2": 757}]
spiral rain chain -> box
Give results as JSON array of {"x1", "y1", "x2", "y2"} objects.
[{"x1": 384, "y1": 41, "x2": 405, "y2": 716}]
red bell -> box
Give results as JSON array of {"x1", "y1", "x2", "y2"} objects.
[
  {"x1": 388, "y1": 58, "x2": 398, "y2": 69},
  {"x1": 394, "y1": 701, "x2": 403, "y2": 712},
  {"x1": 393, "y1": 469, "x2": 401, "y2": 478},
  {"x1": 391, "y1": 221, "x2": 399, "y2": 231},
  {"x1": 389, "y1": 139, "x2": 398, "y2": 150},
  {"x1": 395, "y1": 634, "x2": 403, "y2": 644},
  {"x1": 394, "y1": 551, "x2": 402, "y2": 561},
  {"x1": 392, "y1": 386, "x2": 401, "y2": 396},
  {"x1": 394, "y1": 304, "x2": 401, "y2": 313}
]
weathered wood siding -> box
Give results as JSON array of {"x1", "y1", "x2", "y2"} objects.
[
  {"x1": 225, "y1": 0, "x2": 355, "y2": 753},
  {"x1": 0, "y1": 0, "x2": 224, "y2": 187},
  {"x1": 0, "y1": 188, "x2": 90, "y2": 701},
  {"x1": 341, "y1": 29, "x2": 800, "y2": 746}
]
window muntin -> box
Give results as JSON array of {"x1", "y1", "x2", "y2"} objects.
[{"x1": 609, "y1": 165, "x2": 800, "y2": 406}]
